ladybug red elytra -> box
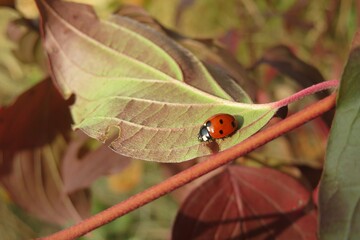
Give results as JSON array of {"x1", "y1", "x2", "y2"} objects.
[{"x1": 198, "y1": 113, "x2": 239, "y2": 142}]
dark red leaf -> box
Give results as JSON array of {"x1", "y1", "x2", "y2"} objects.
[
  {"x1": 172, "y1": 166, "x2": 317, "y2": 240},
  {"x1": 0, "y1": 78, "x2": 72, "y2": 151},
  {"x1": 62, "y1": 131, "x2": 131, "y2": 193}
]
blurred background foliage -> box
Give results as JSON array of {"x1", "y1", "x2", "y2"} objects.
[{"x1": 0, "y1": 0, "x2": 358, "y2": 239}]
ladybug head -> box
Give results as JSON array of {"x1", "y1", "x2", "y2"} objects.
[{"x1": 198, "y1": 125, "x2": 211, "y2": 142}]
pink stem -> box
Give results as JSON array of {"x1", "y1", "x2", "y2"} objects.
[{"x1": 271, "y1": 80, "x2": 339, "y2": 108}]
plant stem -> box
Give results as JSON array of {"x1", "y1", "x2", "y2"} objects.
[{"x1": 39, "y1": 93, "x2": 337, "y2": 240}]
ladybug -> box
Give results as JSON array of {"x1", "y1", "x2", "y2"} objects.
[{"x1": 198, "y1": 113, "x2": 239, "y2": 142}]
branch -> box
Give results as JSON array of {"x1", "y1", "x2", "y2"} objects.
[{"x1": 40, "y1": 93, "x2": 337, "y2": 240}]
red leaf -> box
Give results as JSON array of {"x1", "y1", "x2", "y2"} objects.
[
  {"x1": 0, "y1": 78, "x2": 72, "y2": 151},
  {"x1": 62, "y1": 131, "x2": 131, "y2": 193},
  {"x1": 172, "y1": 166, "x2": 317, "y2": 240}
]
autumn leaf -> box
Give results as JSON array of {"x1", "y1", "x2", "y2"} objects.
[
  {"x1": 36, "y1": 0, "x2": 281, "y2": 162},
  {"x1": 173, "y1": 166, "x2": 317, "y2": 240}
]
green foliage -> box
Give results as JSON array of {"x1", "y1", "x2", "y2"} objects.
[{"x1": 319, "y1": 40, "x2": 360, "y2": 239}]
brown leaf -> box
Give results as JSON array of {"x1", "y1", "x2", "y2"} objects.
[
  {"x1": 0, "y1": 137, "x2": 90, "y2": 226},
  {"x1": 62, "y1": 131, "x2": 131, "y2": 193},
  {"x1": 172, "y1": 166, "x2": 317, "y2": 240}
]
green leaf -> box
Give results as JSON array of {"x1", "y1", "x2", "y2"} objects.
[
  {"x1": 36, "y1": 0, "x2": 277, "y2": 162},
  {"x1": 319, "y1": 32, "x2": 360, "y2": 239}
]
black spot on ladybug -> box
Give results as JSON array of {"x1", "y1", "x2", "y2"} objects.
[
  {"x1": 219, "y1": 130, "x2": 224, "y2": 135},
  {"x1": 231, "y1": 121, "x2": 235, "y2": 128},
  {"x1": 219, "y1": 119, "x2": 224, "y2": 124}
]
